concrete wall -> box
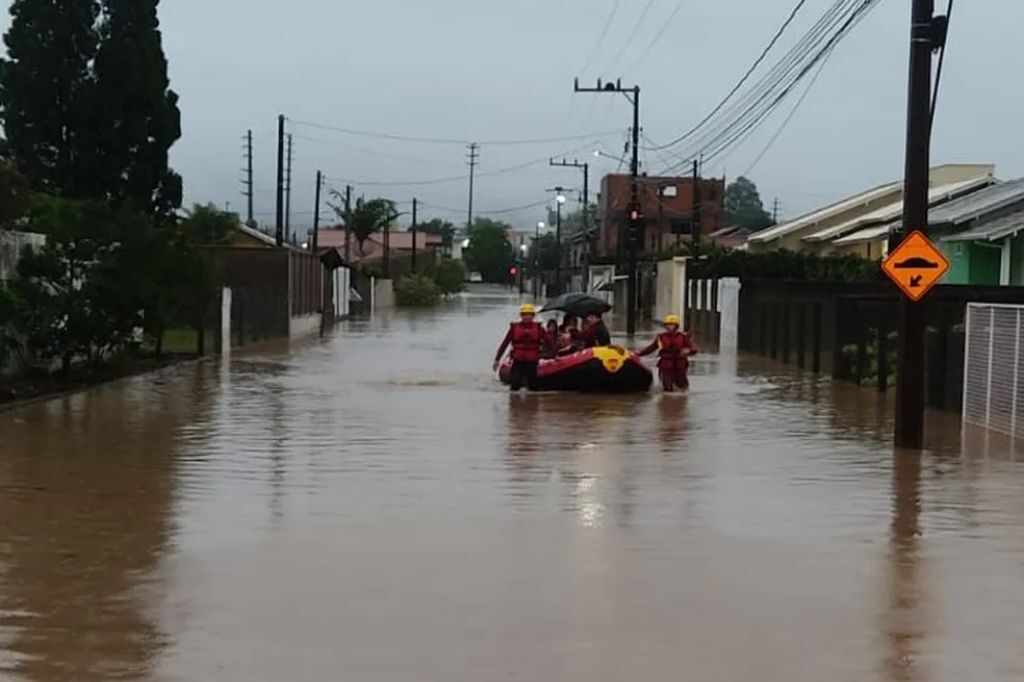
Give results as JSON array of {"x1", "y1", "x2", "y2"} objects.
[
  {"x1": 0, "y1": 231, "x2": 46, "y2": 283},
  {"x1": 331, "y1": 266, "x2": 351, "y2": 319},
  {"x1": 373, "y1": 278, "x2": 395, "y2": 311},
  {"x1": 654, "y1": 257, "x2": 688, "y2": 322},
  {"x1": 719, "y1": 278, "x2": 741, "y2": 351}
]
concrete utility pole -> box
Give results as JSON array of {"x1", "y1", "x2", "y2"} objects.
[
  {"x1": 275, "y1": 115, "x2": 285, "y2": 247},
  {"x1": 574, "y1": 78, "x2": 642, "y2": 335},
  {"x1": 243, "y1": 130, "x2": 254, "y2": 226},
  {"x1": 466, "y1": 143, "x2": 479, "y2": 230},
  {"x1": 411, "y1": 198, "x2": 418, "y2": 274},
  {"x1": 549, "y1": 157, "x2": 592, "y2": 284},
  {"x1": 285, "y1": 133, "x2": 294, "y2": 243},
  {"x1": 893, "y1": 0, "x2": 947, "y2": 449},
  {"x1": 547, "y1": 186, "x2": 567, "y2": 293},
  {"x1": 311, "y1": 170, "x2": 322, "y2": 251},
  {"x1": 692, "y1": 159, "x2": 702, "y2": 263},
  {"x1": 343, "y1": 185, "x2": 352, "y2": 264}
]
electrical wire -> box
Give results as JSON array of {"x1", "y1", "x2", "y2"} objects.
[
  {"x1": 603, "y1": 0, "x2": 659, "y2": 76},
  {"x1": 289, "y1": 119, "x2": 622, "y2": 147},
  {"x1": 742, "y1": 43, "x2": 836, "y2": 177},
  {"x1": 290, "y1": 133, "x2": 435, "y2": 164},
  {"x1": 625, "y1": 0, "x2": 691, "y2": 74},
  {"x1": 420, "y1": 198, "x2": 551, "y2": 216},
  {"x1": 930, "y1": 0, "x2": 954, "y2": 130},
  {"x1": 580, "y1": 0, "x2": 623, "y2": 76},
  {"x1": 647, "y1": 0, "x2": 811, "y2": 151},
  {"x1": 656, "y1": 0, "x2": 880, "y2": 174}
]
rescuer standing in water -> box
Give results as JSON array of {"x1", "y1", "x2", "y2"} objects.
[
  {"x1": 493, "y1": 304, "x2": 554, "y2": 391},
  {"x1": 637, "y1": 314, "x2": 699, "y2": 391}
]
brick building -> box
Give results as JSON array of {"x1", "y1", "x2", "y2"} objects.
[{"x1": 594, "y1": 173, "x2": 725, "y2": 258}]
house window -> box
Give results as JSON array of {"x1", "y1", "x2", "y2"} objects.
[{"x1": 661, "y1": 186, "x2": 678, "y2": 198}]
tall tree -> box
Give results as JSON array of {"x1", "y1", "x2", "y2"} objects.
[
  {"x1": 329, "y1": 197, "x2": 392, "y2": 256},
  {"x1": 0, "y1": 0, "x2": 100, "y2": 196},
  {"x1": 464, "y1": 218, "x2": 514, "y2": 283},
  {"x1": 92, "y1": 0, "x2": 181, "y2": 216},
  {"x1": 724, "y1": 176, "x2": 773, "y2": 230}
]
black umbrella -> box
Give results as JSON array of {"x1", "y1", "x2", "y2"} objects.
[{"x1": 540, "y1": 292, "x2": 612, "y2": 318}]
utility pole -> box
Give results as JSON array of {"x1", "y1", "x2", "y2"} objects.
[
  {"x1": 285, "y1": 133, "x2": 294, "y2": 243},
  {"x1": 534, "y1": 220, "x2": 544, "y2": 299},
  {"x1": 242, "y1": 130, "x2": 254, "y2": 226},
  {"x1": 411, "y1": 198, "x2": 418, "y2": 274},
  {"x1": 550, "y1": 157, "x2": 592, "y2": 282},
  {"x1": 275, "y1": 115, "x2": 285, "y2": 247},
  {"x1": 574, "y1": 78, "x2": 642, "y2": 335},
  {"x1": 546, "y1": 186, "x2": 567, "y2": 295},
  {"x1": 343, "y1": 185, "x2": 352, "y2": 264},
  {"x1": 467, "y1": 143, "x2": 479, "y2": 231},
  {"x1": 692, "y1": 160, "x2": 702, "y2": 263},
  {"x1": 383, "y1": 207, "x2": 391, "y2": 279},
  {"x1": 311, "y1": 171, "x2": 322, "y2": 252},
  {"x1": 772, "y1": 197, "x2": 781, "y2": 224},
  {"x1": 893, "y1": 0, "x2": 946, "y2": 449}
]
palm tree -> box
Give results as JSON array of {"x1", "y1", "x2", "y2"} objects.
[{"x1": 328, "y1": 194, "x2": 393, "y2": 256}]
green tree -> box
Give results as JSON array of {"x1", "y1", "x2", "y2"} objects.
[
  {"x1": 724, "y1": 176, "x2": 773, "y2": 230},
  {"x1": 0, "y1": 0, "x2": 100, "y2": 196},
  {"x1": 433, "y1": 258, "x2": 466, "y2": 295},
  {"x1": 180, "y1": 203, "x2": 237, "y2": 245},
  {"x1": 411, "y1": 217, "x2": 456, "y2": 252},
  {"x1": 328, "y1": 195, "x2": 392, "y2": 257},
  {"x1": 529, "y1": 233, "x2": 559, "y2": 271},
  {"x1": 92, "y1": 0, "x2": 182, "y2": 216},
  {"x1": 0, "y1": 158, "x2": 30, "y2": 229},
  {"x1": 464, "y1": 217, "x2": 514, "y2": 283}
]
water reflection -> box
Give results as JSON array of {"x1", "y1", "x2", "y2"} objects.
[
  {"x1": 884, "y1": 451, "x2": 925, "y2": 681},
  {"x1": 0, "y1": 370, "x2": 203, "y2": 681}
]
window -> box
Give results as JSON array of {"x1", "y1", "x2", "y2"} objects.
[{"x1": 661, "y1": 185, "x2": 678, "y2": 198}]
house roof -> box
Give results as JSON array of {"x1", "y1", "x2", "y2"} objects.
[
  {"x1": 749, "y1": 164, "x2": 996, "y2": 245},
  {"x1": 941, "y1": 206, "x2": 1024, "y2": 243},
  {"x1": 803, "y1": 176, "x2": 995, "y2": 243},
  {"x1": 917, "y1": 176, "x2": 1024, "y2": 227},
  {"x1": 747, "y1": 179, "x2": 902, "y2": 244},
  {"x1": 316, "y1": 229, "x2": 442, "y2": 251},
  {"x1": 832, "y1": 223, "x2": 894, "y2": 246},
  {"x1": 235, "y1": 222, "x2": 277, "y2": 247}
]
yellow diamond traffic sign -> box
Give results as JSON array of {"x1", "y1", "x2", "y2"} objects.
[{"x1": 882, "y1": 231, "x2": 950, "y2": 301}]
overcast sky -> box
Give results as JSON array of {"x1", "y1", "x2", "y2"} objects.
[{"x1": 2, "y1": 0, "x2": 1021, "y2": 234}]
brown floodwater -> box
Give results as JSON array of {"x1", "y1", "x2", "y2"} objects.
[{"x1": 2, "y1": 288, "x2": 1024, "y2": 681}]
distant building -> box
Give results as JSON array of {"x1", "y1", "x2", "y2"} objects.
[
  {"x1": 594, "y1": 173, "x2": 725, "y2": 259},
  {"x1": 314, "y1": 228, "x2": 442, "y2": 263}
]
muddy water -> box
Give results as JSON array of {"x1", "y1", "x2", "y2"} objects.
[{"x1": 2, "y1": 290, "x2": 1024, "y2": 681}]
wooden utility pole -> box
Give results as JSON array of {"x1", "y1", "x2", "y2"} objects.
[
  {"x1": 411, "y1": 197, "x2": 418, "y2": 274},
  {"x1": 343, "y1": 185, "x2": 352, "y2": 264},
  {"x1": 467, "y1": 143, "x2": 479, "y2": 230},
  {"x1": 243, "y1": 129, "x2": 254, "y2": 226},
  {"x1": 692, "y1": 159, "x2": 702, "y2": 263},
  {"x1": 285, "y1": 133, "x2": 294, "y2": 243}
]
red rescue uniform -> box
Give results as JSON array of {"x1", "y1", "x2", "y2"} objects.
[
  {"x1": 639, "y1": 330, "x2": 699, "y2": 391},
  {"x1": 495, "y1": 321, "x2": 554, "y2": 391}
]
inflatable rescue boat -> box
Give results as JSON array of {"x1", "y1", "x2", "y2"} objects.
[{"x1": 500, "y1": 346, "x2": 653, "y2": 393}]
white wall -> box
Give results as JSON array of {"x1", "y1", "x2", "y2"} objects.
[{"x1": 718, "y1": 278, "x2": 741, "y2": 351}]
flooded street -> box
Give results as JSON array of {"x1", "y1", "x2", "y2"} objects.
[{"x1": 2, "y1": 289, "x2": 1024, "y2": 681}]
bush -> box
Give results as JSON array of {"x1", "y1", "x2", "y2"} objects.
[
  {"x1": 395, "y1": 274, "x2": 440, "y2": 307},
  {"x1": 434, "y1": 258, "x2": 466, "y2": 295},
  {"x1": 692, "y1": 244, "x2": 883, "y2": 283},
  {"x1": 0, "y1": 287, "x2": 18, "y2": 368}
]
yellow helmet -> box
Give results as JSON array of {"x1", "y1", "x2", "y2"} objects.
[
  {"x1": 519, "y1": 303, "x2": 537, "y2": 315},
  {"x1": 663, "y1": 314, "x2": 681, "y2": 326}
]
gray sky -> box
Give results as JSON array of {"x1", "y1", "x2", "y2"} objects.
[{"x1": 3, "y1": 0, "x2": 1022, "y2": 233}]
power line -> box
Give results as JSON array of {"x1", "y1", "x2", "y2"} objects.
[
  {"x1": 648, "y1": 0, "x2": 811, "y2": 152},
  {"x1": 743, "y1": 44, "x2": 836, "y2": 177},
  {"x1": 656, "y1": 0, "x2": 880, "y2": 174},
  {"x1": 626, "y1": 0, "x2": 691, "y2": 74},
  {"x1": 420, "y1": 198, "x2": 551, "y2": 216},
  {"x1": 580, "y1": 0, "x2": 623, "y2": 75},
  {"x1": 288, "y1": 119, "x2": 622, "y2": 147},
  {"x1": 603, "y1": 0, "x2": 659, "y2": 76}
]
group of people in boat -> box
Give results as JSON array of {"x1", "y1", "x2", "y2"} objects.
[{"x1": 493, "y1": 303, "x2": 698, "y2": 392}]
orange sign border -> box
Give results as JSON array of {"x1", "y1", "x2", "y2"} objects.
[{"x1": 882, "y1": 230, "x2": 950, "y2": 302}]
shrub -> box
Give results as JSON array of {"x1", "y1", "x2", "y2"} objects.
[
  {"x1": 395, "y1": 274, "x2": 440, "y2": 307},
  {"x1": 434, "y1": 258, "x2": 466, "y2": 295}
]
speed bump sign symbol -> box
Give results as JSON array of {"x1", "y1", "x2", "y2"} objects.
[{"x1": 882, "y1": 230, "x2": 950, "y2": 302}]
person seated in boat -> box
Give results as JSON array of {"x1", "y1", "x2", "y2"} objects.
[
  {"x1": 542, "y1": 319, "x2": 560, "y2": 358},
  {"x1": 580, "y1": 312, "x2": 612, "y2": 348},
  {"x1": 636, "y1": 314, "x2": 698, "y2": 391},
  {"x1": 559, "y1": 315, "x2": 582, "y2": 349},
  {"x1": 493, "y1": 304, "x2": 554, "y2": 391}
]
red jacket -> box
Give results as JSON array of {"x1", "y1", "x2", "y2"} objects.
[
  {"x1": 495, "y1": 322, "x2": 553, "y2": 363},
  {"x1": 639, "y1": 331, "x2": 698, "y2": 370}
]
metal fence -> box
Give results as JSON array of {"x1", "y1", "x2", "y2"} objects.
[{"x1": 963, "y1": 303, "x2": 1024, "y2": 437}]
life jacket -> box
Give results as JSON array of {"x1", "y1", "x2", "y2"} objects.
[
  {"x1": 656, "y1": 331, "x2": 690, "y2": 370},
  {"x1": 510, "y1": 322, "x2": 543, "y2": 362}
]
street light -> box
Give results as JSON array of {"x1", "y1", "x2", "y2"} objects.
[{"x1": 555, "y1": 192, "x2": 567, "y2": 294}]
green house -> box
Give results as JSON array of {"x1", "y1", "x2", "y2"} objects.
[{"x1": 929, "y1": 178, "x2": 1024, "y2": 285}]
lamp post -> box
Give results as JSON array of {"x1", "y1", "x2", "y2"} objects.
[{"x1": 519, "y1": 244, "x2": 528, "y2": 294}]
